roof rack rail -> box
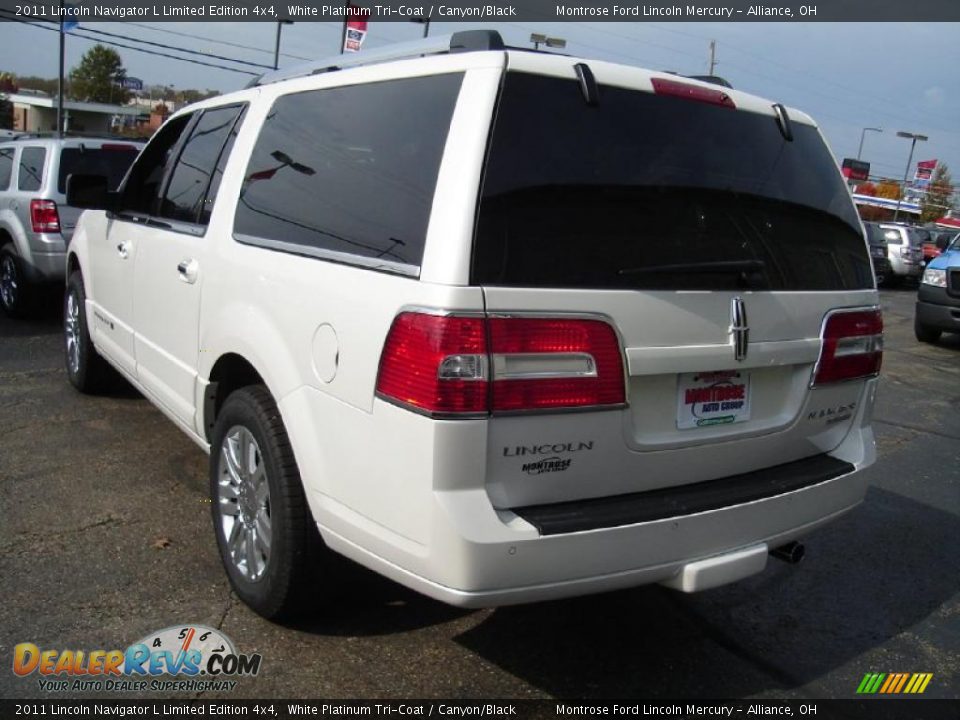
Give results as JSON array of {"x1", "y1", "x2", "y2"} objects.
[
  {"x1": 248, "y1": 29, "x2": 505, "y2": 88},
  {"x1": 8, "y1": 131, "x2": 146, "y2": 141}
]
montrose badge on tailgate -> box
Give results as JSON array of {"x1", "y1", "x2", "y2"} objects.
[{"x1": 677, "y1": 370, "x2": 751, "y2": 429}]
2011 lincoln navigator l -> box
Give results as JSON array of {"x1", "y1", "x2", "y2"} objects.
[{"x1": 63, "y1": 31, "x2": 882, "y2": 618}]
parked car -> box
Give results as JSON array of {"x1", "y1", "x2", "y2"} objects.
[
  {"x1": 0, "y1": 135, "x2": 141, "y2": 316},
  {"x1": 868, "y1": 222, "x2": 924, "y2": 285},
  {"x1": 63, "y1": 31, "x2": 882, "y2": 619},
  {"x1": 915, "y1": 234, "x2": 960, "y2": 343},
  {"x1": 922, "y1": 229, "x2": 958, "y2": 267},
  {"x1": 864, "y1": 222, "x2": 894, "y2": 287}
]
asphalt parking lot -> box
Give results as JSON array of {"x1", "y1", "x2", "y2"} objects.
[{"x1": 1, "y1": 287, "x2": 957, "y2": 702}]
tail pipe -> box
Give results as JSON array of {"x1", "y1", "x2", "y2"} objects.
[{"x1": 770, "y1": 541, "x2": 805, "y2": 564}]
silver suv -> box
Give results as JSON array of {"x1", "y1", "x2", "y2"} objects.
[
  {"x1": 0, "y1": 136, "x2": 140, "y2": 315},
  {"x1": 872, "y1": 222, "x2": 925, "y2": 284}
]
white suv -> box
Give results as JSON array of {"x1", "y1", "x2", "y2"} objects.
[{"x1": 64, "y1": 31, "x2": 882, "y2": 619}]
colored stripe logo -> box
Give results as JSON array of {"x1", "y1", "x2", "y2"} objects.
[{"x1": 857, "y1": 672, "x2": 933, "y2": 694}]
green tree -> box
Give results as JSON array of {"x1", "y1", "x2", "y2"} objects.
[
  {"x1": 0, "y1": 72, "x2": 16, "y2": 129},
  {"x1": 920, "y1": 164, "x2": 954, "y2": 223},
  {"x1": 16, "y1": 75, "x2": 59, "y2": 96},
  {"x1": 69, "y1": 45, "x2": 130, "y2": 104}
]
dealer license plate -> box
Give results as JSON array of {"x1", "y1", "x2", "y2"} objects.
[{"x1": 677, "y1": 370, "x2": 751, "y2": 430}]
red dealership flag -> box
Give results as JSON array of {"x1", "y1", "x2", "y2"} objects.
[{"x1": 342, "y1": 3, "x2": 370, "y2": 53}]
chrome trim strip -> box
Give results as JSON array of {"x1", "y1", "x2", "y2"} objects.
[
  {"x1": 233, "y1": 232, "x2": 420, "y2": 278},
  {"x1": 492, "y1": 352, "x2": 598, "y2": 380}
]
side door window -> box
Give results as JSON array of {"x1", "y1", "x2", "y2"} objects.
[
  {"x1": 0, "y1": 147, "x2": 14, "y2": 190},
  {"x1": 17, "y1": 147, "x2": 46, "y2": 191},
  {"x1": 118, "y1": 114, "x2": 194, "y2": 218},
  {"x1": 157, "y1": 104, "x2": 246, "y2": 228}
]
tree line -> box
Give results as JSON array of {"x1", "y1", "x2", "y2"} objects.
[{"x1": 0, "y1": 43, "x2": 219, "y2": 126}]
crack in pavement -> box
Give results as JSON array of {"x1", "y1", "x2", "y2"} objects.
[
  {"x1": 0, "y1": 515, "x2": 139, "y2": 554},
  {"x1": 874, "y1": 418, "x2": 960, "y2": 441},
  {"x1": 0, "y1": 368, "x2": 64, "y2": 381},
  {"x1": 192, "y1": 592, "x2": 241, "y2": 700}
]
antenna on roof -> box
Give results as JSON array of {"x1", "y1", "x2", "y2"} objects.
[{"x1": 248, "y1": 30, "x2": 505, "y2": 88}]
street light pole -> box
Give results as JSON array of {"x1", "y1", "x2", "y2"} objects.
[
  {"x1": 529, "y1": 33, "x2": 567, "y2": 51},
  {"x1": 893, "y1": 131, "x2": 928, "y2": 223},
  {"x1": 856, "y1": 127, "x2": 882, "y2": 160}
]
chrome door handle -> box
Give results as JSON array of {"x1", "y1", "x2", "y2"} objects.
[
  {"x1": 177, "y1": 259, "x2": 199, "y2": 284},
  {"x1": 117, "y1": 241, "x2": 130, "y2": 259}
]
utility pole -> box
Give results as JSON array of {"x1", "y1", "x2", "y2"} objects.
[
  {"x1": 274, "y1": 20, "x2": 293, "y2": 70},
  {"x1": 893, "y1": 131, "x2": 928, "y2": 222},
  {"x1": 708, "y1": 40, "x2": 717, "y2": 75},
  {"x1": 57, "y1": 10, "x2": 65, "y2": 137}
]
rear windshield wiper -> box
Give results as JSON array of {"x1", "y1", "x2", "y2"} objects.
[{"x1": 618, "y1": 260, "x2": 766, "y2": 276}]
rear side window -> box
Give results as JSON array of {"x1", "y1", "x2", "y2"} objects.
[
  {"x1": 199, "y1": 107, "x2": 246, "y2": 226},
  {"x1": 120, "y1": 114, "x2": 193, "y2": 216},
  {"x1": 881, "y1": 227, "x2": 905, "y2": 245},
  {"x1": 473, "y1": 73, "x2": 872, "y2": 291},
  {"x1": 0, "y1": 148, "x2": 13, "y2": 189},
  {"x1": 160, "y1": 105, "x2": 246, "y2": 225},
  {"x1": 234, "y1": 73, "x2": 463, "y2": 271},
  {"x1": 18, "y1": 147, "x2": 46, "y2": 191},
  {"x1": 57, "y1": 145, "x2": 139, "y2": 193}
]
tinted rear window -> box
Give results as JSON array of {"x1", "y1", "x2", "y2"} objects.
[
  {"x1": 473, "y1": 73, "x2": 871, "y2": 291},
  {"x1": 18, "y1": 147, "x2": 46, "y2": 191},
  {"x1": 0, "y1": 147, "x2": 13, "y2": 190},
  {"x1": 159, "y1": 105, "x2": 245, "y2": 225},
  {"x1": 58, "y1": 145, "x2": 138, "y2": 193},
  {"x1": 234, "y1": 73, "x2": 463, "y2": 271},
  {"x1": 864, "y1": 224, "x2": 885, "y2": 245}
]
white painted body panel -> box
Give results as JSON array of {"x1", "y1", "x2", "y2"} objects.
[{"x1": 68, "y1": 46, "x2": 879, "y2": 607}]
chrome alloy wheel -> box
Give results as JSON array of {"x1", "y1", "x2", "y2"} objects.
[
  {"x1": 0, "y1": 254, "x2": 17, "y2": 310},
  {"x1": 217, "y1": 426, "x2": 272, "y2": 582},
  {"x1": 65, "y1": 290, "x2": 81, "y2": 375}
]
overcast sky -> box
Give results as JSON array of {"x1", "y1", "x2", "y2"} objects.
[{"x1": 1, "y1": 20, "x2": 958, "y2": 190}]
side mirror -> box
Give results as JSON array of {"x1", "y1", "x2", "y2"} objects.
[{"x1": 66, "y1": 174, "x2": 118, "y2": 211}]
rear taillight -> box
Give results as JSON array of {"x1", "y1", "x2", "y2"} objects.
[
  {"x1": 375, "y1": 313, "x2": 488, "y2": 416},
  {"x1": 812, "y1": 308, "x2": 883, "y2": 386},
  {"x1": 488, "y1": 317, "x2": 625, "y2": 412},
  {"x1": 30, "y1": 199, "x2": 60, "y2": 233},
  {"x1": 376, "y1": 313, "x2": 625, "y2": 417}
]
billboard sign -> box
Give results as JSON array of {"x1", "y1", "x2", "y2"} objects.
[{"x1": 842, "y1": 158, "x2": 870, "y2": 181}]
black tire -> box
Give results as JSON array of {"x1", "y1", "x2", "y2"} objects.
[
  {"x1": 209, "y1": 385, "x2": 321, "y2": 620},
  {"x1": 0, "y1": 243, "x2": 31, "y2": 318},
  {"x1": 64, "y1": 271, "x2": 116, "y2": 393},
  {"x1": 914, "y1": 318, "x2": 941, "y2": 344},
  {"x1": 874, "y1": 267, "x2": 891, "y2": 289}
]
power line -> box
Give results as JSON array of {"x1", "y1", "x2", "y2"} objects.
[
  {"x1": 74, "y1": 24, "x2": 274, "y2": 70},
  {"x1": 0, "y1": 13, "x2": 258, "y2": 76},
  {"x1": 642, "y1": 22, "x2": 957, "y2": 141},
  {"x1": 0, "y1": 11, "x2": 270, "y2": 72},
  {"x1": 125, "y1": 22, "x2": 313, "y2": 62}
]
